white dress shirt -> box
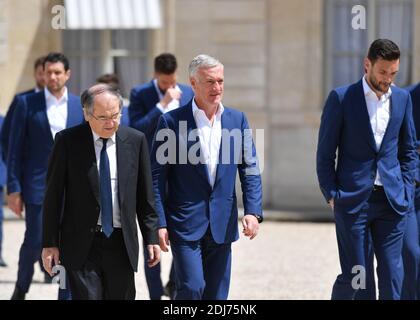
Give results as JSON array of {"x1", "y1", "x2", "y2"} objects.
[
  {"x1": 153, "y1": 79, "x2": 182, "y2": 114},
  {"x1": 362, "y1": 76, "x2": 392, "y2": 186},
  {"x1": 91, "y1": 130, "x2": 121, "y2": 228},
  {"x1": 45, "y1": 87, "x2": 68, "y2": 139},
  {"x1": 192, "y1": 98, "x2": 224, "y2": 188}
]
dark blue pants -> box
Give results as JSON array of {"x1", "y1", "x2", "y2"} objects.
[
  {"x1": 401, "y1": 208, "x2": 420, "y2": 299},
  {"x1": 171, "y1": 228, "x2": 232, "y2": 300},
  {"x1": 143, "y1": 241, "x2": 164, "y2": 299},
  {"x1": 332, "y1": 189, "x2": 406, "y2": 300},
  {"x1": 0, "y1": 186, "x2": 4, "y2": 258},
  {"x1": 16, "y1": 203, "x2": 71, "y2": 299},
  {"x1": 143, "y1": 242, "x2": 176, "y2": 299},
  {"x1": 16, "y1": 204, "x2": 43, "y2": 292},
  {"x1": 364, "y1": 189, "x2": 420, "y2": 300},
  {"x1": 356, "y1": 231, "x2": 376, "y2": 300},
  {"x1": 400, "y1": 186, "x2": 420, "y2": 300}
]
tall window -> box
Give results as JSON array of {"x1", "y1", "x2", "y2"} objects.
[
  {"x1": 325, "y1": 0, "x2": 413, "y2": 92},
  {"x1": 62, "y1": 29, "x2": 149, "y2": 98}
]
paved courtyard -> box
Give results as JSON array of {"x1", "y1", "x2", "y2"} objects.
[{"x1": 0, "y1": 211, "x2": 339, "y2": 300}]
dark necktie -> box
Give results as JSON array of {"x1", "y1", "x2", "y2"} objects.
[{"x1": 100, "y1": 138, "x2": 113, "y2": 237}]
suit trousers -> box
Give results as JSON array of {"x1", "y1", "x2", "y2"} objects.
[
  {"x1": 0, "y1": 186, "x2": 4, "y2": 257},
  {"x1": 332, "y1": 188, "x2": 406, "y2": 300},
  {"x1": 364, "y1": 189, "x2": 420, "y2": 300},
  {"x1": 16, "y1": 204, "x2": 43, "y2": 292},
  {"x1": 401, "y1": 209, "x2": 420, "y2": 299},
  {"x1": 142, "y1": 241, "x2": 176, "y2": 300},
  {"x1": 356, "y1": 230, "x2": 377, "y2": 300},
  {"x1": 171, "y1": 227, "x2": 232, "y2": 300},
  {"x1": 401, "y1": 187, "x2": 420, "y2": 299},
  {"x1": 67, "y1": 228, "x2": 135, "y2": 300},
  {"x1": 0, "y1": 186, "x2": 3, "y2": 257}
]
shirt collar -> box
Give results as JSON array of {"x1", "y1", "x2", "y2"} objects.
[
  {"x1": 44, "y1": 86, "x2": 68, "y2": 103},
  {"x1": 91, "y1": 129, "x2": 116, "y2": 145},
  {"x1": 362, "y1": 76, "x2": 392, "y2": 100},
  {"x1": 192, "y1": 98, "x2": 224, "y2": 119}
]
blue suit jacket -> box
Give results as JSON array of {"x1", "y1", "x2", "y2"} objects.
[
  {"x1": 151, "y1": 102, "x2": 263, "y2": 244},
  {"x1": 408, "y1": 83, "x2": 420, "y2": 146},
  {"x1": 121, "y1": 106, "x2": 130, "y2": 127},
  {"x1": 0, "y1": 88, "x2": 36, "y2": 161},
  {"x1": 407, "y1": 83, "x2": 420, "y2": 207},
  {"x1": 317, "y1": 79, "x2": 417, "y2": 215},
  {"x1": 0, "y1": 115, "x2": 7, "y2": 186},
  {"x1": 7, "y1": 91, "x2": 85, "y2": 204},
  {"x1": 129, "y1": 80, "x2": 194, "y2": 149}
]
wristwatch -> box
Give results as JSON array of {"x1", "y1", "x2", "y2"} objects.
[{"x1": 251, "y1": 214, "x2": 263, "y2": 223}]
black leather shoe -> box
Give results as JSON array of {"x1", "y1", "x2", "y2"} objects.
[
  {"x1": 0, "y1": 257, "x2": 7, "y2": 267},
  {"x1": 11, "y1": 286, "x2": 26, "y2": 300},
  {"x1": 44, "y1": 273, "x2": 53, "y2": 284}
]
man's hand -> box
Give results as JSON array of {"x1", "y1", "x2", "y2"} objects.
[
  {"x1": 241, "y1": 215, "x2": 260, "y2": 240},
  {"x1": 42, "y1": 247, "x2": 60, "y2": 277},
  {"x1": 8, "y1": 192, "x2": 24, "y2": 218},
  {"x1": 329, "y1": 198, "x2": 334, "y2": 210},
  {"x1": 160, "y1": 88, "x2": 181, "y2": 108},
  {"x1": 158, "y1": 228, "x2": 170, "y2": 252},
  {"x1": 146, "y1": 244, "x2": 161, "y2": 268}
]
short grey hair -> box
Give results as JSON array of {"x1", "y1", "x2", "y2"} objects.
[
  {"x1": 188, "y1": 54, "x2": 223, "y2": 79},
  {"x1": 81, "y1": 83, "x2": 123, "y2": 114}
]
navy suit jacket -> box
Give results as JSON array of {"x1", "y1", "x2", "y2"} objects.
[
  {"x1": 317, "y1": 79, "x2": 417, "y2": 215},
  {"x1": 0, "y1": 88, "x2": 36, "y2": 161},
  {"x1": 7, "y1": 90, "x2": 85, "y2": 204},
  {"x1": 151, "y1": 102, "x2": 263, "y2": 244},
  {"x1": 407, "y1": 83, "x2": 420, "y2": 184},
  {"x1": 129, "y1": 80, "x2": 194, "y2": 149},
  {"x1": 0, "y1": 115, "x2": 7, "y2": 186},
  {"x1": 121, "y1": 106, "x2": 130, "y2": 127}
]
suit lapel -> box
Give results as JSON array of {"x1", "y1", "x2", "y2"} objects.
[
  {"x1": 354, "y1": 80, "x2": 378, "y2": 152},
  {"x1": 83, "y1": 125, "x2": 100, "y2": 205},
  {"x1": 184, "y1": 103, "x2": 211, "y2": 186},
  {"x1": 116, "y1": 128, "x2": 130, "y2": 209},
  {"x1": 36, "y1": 93, "x2": 54, "y2": 145},
  {"x1": 213, "y1": 109, "x2": 231, "y2": 189},
  {"x1": 66, "y1": 95, "x2": 81, "y2": 128},
  {"x1": 378, "y1": 90, "x2": 397, "y2": 154},
  {"x1": 149, "y1": 80, "x2": 160, "y2": 103}
]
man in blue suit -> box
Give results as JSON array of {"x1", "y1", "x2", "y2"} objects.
[
  {"x1": 129, "y1": 53, "x2": 194, "y2": 300},
  {"x1": 317, "y1": 39, "x2": 417, "y2": 300},
  {"x1": 129, "y1": 53, "x2": 194, "y2": 149},
  {"x1": 1, "y1": 56, "x2": 52, "y2": 282},
  {"x1": 401, "y1": 82, "x2": 420, "y2": 299},
  {"x1": 7, "y1": 52, "x2": 85, "y2": 300},
  {"x1": 0, "y1": 115, "x2": 7, "y2": 267},
  {"x1": 151, "y1": 54, "x2": 263, "y2": 300},
  {"x1": 1, "y1": 56, "x2": 46, "y2": 162}
]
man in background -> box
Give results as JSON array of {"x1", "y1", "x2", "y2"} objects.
[
  {"x1": 1, "y1": 56, "x2": 46, "y2": 161},
  {"x1": 129, "y1": 53, "x2": 194, "y2": 299},
  {"x1": 7, "y1": 52, "x2": 85, "y2": 300}
]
